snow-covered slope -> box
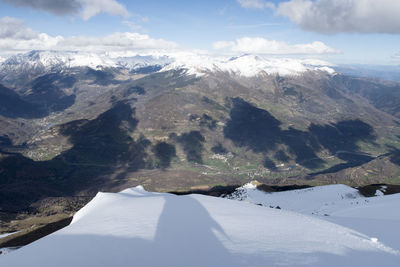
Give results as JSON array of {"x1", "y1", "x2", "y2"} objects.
[
  {"x1": 163, "y1": 52, "x2": 335, "y2": 77},
  {"x1": 1, "y1": 185, "x2": 399, "y2": 267},
  {"x1": 225, "y1": 182, "x2": 400, "y2": 261},
  {"x1": 225, "y1": 183, "x2": 399, "y2": 218},
  {"x1": 0, "y1": 51, "x2": 172, "y2": 75},
  {"x1": 115, "y1": 55, "x2": 173, "y2": 70},
  {"x1": 225, "y1": 183, "x2": 365, "y2": 216},
  {"x1": 1, "y1": 51, "x2": 129, "y2": 71},
  {"x1": 0, "y1": 50, "x2": 335, "y2": 78}
]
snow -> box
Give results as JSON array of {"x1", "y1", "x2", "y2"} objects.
[
  {"x1": 115, "y1": 55, "x2": 173, "y2": 70},
  {"x1": 226, "y1": 183, "x2": 364, "y2": 216},
  {"x1": 67, "y1": 53, "x2": 116, "y2": 69},
  {"x1": 225, "y1": 182, "x2": 400, "y2": 219},
  {"x1": 1, "y1": 185, "x2": 399, "y2": 267},
  {"x1": 0, "y1": 50, "x2": 336, "y2": 78},
  {"x1": 225, "y1": 182, "x2": 400, "y2": 264},
  {"x1": 374, "y1": 185, "x2": 387, "y2": 196},
  {"x1": 0, "y1": 248, "x2": 18, "y2": 256},
  {"x1": 0, "y1": 51, "x2": 107, "y2": 73},
  {"x1": 330, "y1": 193, "x2": 400, "y2": 220},
  {"x1": 0, "y1": 232, "x2": 18, "y2": 239},
  {"x1": 316, "y1": 66, "x2": 336, "y2": 74},
  {"x1": 0, "y1": 51, "x2": 171, "y2": 73},
  {"x1": 163, "y1": 53, "x2": 336, "y2": 77}
]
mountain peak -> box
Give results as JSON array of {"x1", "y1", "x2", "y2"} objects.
[
  {"x1": 0, "y1": 50, "x2": 336, "y2": 78},
  {"x1": 162, "y1": 52, "x2": 336, "y2": 77}
]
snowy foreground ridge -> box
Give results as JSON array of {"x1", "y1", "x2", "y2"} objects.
[{"x1": 1, "y1": 184, "x2": 400, "y2": 267}]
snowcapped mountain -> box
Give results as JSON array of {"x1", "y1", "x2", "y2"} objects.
[
  {"x1": 0, "y1": 50, "x2": 336, "y2": 78},
  {"x1": 164, "y1": 52, "x2": 336, "y2": 77},
  {"x1": 115, "y1": 55, "x2": 173, "y2": 70},
  {"x1": 1, "y1": 185, "x2": 399, "y2": 266},
  {"x1": 0, "y1": 50, "x2": 156, "y2": 72},
  {"x1": 0, "y1": 50, "x2": 173, "y2": 78}
]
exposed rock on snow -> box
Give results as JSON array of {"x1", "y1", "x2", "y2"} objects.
[{"x1": 225, "y1": 183, "x2": 364, "y2": 215}]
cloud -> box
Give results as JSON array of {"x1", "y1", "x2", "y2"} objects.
[
  {"x1": 225, "y1": 22, "x2": 279, "y2": 29},
  {"x1": 1, "y1": 0, "x2": 129, "y2": 20},
  {"x1": 121, "y1": 14, "x2": 150, "y2": 31},
  {"x1": 213, "y1": 37, "x2": 340, "y2": 55},
  {"x1": 60, "y1": 32, "x2": 178, "y2": 53},
  {"x1": 1, "y1": 0, "x2": 81, "y2": 15},
  {"x1": 0, "y1": 17, "x2": 38, "y2": 39},
  {"x1": 277, "y1": 0, "x2": 400, "y2": 34},
  {"x1": 80, "y1": 0, "x2": 129, "y2": 21},
  {"x1": 0, "y1": 17, "x2": 177, "y2": 56},
  {"x1": 122, "y1": 20, "x2": 143, "y2": 31},
  {"x1": 0, "y1": 17, "x2": 63, "y2": 52},
  {"x1": 237, "y1": 0, "x2": 275, "y2": 9},
  {"x1": 393, "y1": 53, "x2": 400, "y2": 59}
]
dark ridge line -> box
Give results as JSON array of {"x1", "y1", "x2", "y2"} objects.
[{"x1": 0, "y1": 217, "x2": 73, "y2": 249}]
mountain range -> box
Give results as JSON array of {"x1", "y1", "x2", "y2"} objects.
[{"x1": 1, "y1": 50, "x2": 400, "y2": 215}]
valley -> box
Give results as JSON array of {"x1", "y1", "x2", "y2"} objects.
[
  {"x1": 1, "y1": 51, "x2": 400, "y2": 246},
  {"x1": 1, "y1": 1, "x2": 400, "y2": 265}
]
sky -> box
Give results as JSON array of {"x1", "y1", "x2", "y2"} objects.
[{"x1": 0, "y1": 0, "x2": 399, "y2": 65}]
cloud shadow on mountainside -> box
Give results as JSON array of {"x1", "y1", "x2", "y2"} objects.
[
  {"x1": 176, "y1": 131, "x2": 205, "y2": 164},
  {"x1": 0, "y1": 102, "x2": 151, "y2": 210},
  {"x1": 25, "y1": 73, "x2": 77, "y2": 113},
  {"x1": 0, "y1": 70, "x2": 204, "y2": 211},
  {"x1": 0, "y1": 71, "x2": 78, "y2": 119},
  {"x1": 0, "y1": 84, "x2": 48, "y2": 119},
  {"x1": 152, "y1": 142, "x2": 177, "y2": 169},
  {"x1": 386, "y1": 145, "x2": 400, "y2": 167},
  {"x1": 223, "y1": 97, "x2": 376, "y2": 172}
]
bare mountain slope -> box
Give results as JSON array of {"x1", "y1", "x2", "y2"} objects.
[{"x1": 1, "y1": 51, "x2": 400, "y2": 215}]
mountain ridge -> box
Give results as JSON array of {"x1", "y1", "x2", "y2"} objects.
[
  {"x1": 1, "y1": 184, "x2": 399, "y2": 266},
  {"x1": 1, "y1": 49, "x2": 400, "y2": 225},
  {"x1": 0, "y1": 50, "x2": 336, "y2": 80}
]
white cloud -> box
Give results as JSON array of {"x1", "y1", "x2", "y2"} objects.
[
  {"x1": 213, "y1": 37, "x2": 340, "y2": 55},
  {"x1": 1, "y1": 0, "x2": 129, "y2": 20},
  {"x1": 225, "y1": 22, "x2": 280, "y2": 29},
  {"x1": 393, "y1": 53, "x2": 400, "y2": 59},
  {"x1": 213, "y1": 41, "x2": 235, "y2": 50},
  {"x1": 80, "y1": 0, "x2": 129, "y2": 21},
  {"x1": 0, "y1": 17, "x2": 38, "y2": 39},
  {"x1": 277, "y1": 0, "x2": 400, "y2": 34},
  {"x1": 122, "y1": 20, "x2": 143, "y2": 31},
  {"x1": 60, "y1": 32, "x2": 177, "y2": 52},
  {"x1": 237, "y1": 0, "x2": 275, "y2": 9},
  {"x1": 121, "y1": 14, "x2": 150, "y2": 31},
  {"x1": 0, "y1": 17, "x2": 63, "y2": 53},
  {"x1": 0, "y1": 17, "x2": 177, "y2": 56},
  {"x1": 0, "y1": 33, "x2": 63, "y2": 53}
]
